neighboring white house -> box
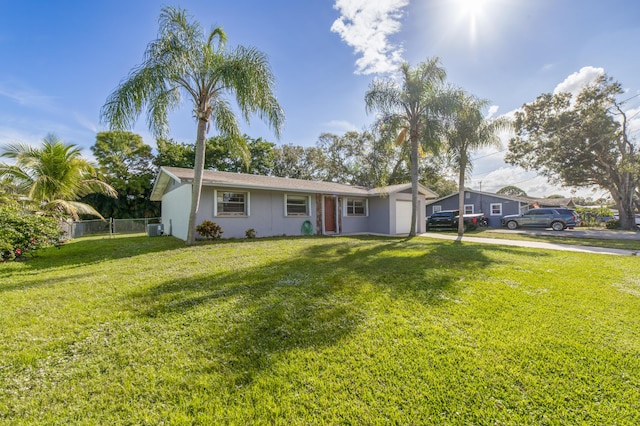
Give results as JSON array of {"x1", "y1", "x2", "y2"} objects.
[{"x1": 150, "y1": 167, "x2": 438, "y2": 240}]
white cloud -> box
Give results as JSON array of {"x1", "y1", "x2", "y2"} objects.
[
  {"x1": 321, "y1": 119, "x2": 359, "y2": 134},
  {"x1": 485, "y1": 105, "x2": 499, "y2": 119},
  {"x1": 625, "y1": 106, "x2": 640, "y2": 136},
  {"x1": 540, "y1": 63, "x2": 555, "y2": 72},
  {"x1": 331, "y1": 0, "x2": 409, "y2": 75},
  {"x1": 0, "y1": 126, "x2": 42, "y2": 147},
  {"x1": 0, "y1": 80, "x2": 55, "y2": 109},
  {"x1": 553, "y1": 66, "x2": 604, "y2": 97}
]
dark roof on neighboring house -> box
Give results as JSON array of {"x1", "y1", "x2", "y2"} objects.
[
  {"x1": 151, "y1": 167, "x2": 439, "y2": 201},
  {"x1": 425, "y1": 189, "x2": 529, "y2": 206},
  {"x1": 424, "y1": 190, "x2": 576, "y2": 209},
  {"x1": 517, "y1": 196, "x2": 575, "y2": 208}
]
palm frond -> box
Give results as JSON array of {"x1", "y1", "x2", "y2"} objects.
[{"x1": 45, "y1": 200, "x2": 105, "y2": 220}]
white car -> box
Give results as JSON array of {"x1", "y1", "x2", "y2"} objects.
[{"x1": 612, "y1": 214, "x2": 640, "y2": 226}]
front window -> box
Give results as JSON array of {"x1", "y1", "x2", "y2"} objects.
[
  {"x1": 285, "y1": 194, "x2": 310, "y2": 216},
  {"x1": 464, "y1": 204, "x2": 474, "y2": 214},
  {"x1": 490, "y1": 203, "x2": 502, "y2": 216},
  {"x1": 346, "y1": 198, "x2": 367, "y2": 216},
  {"x1": 216, "y1": 191, "x2": 248, "y2": 216},
  {"x1": 432, "y1": 205, "x2": 442, "y2": 214}
]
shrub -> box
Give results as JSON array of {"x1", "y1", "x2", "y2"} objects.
[
  {"x1": 605, "y1": 219, "x2": 621, "y2": 229},
  {"x1": 0, "y1": 202, "x2": 63, "y2": 262},
  {"x1": 195, "y1": 220, "x2": 223, "y2": 239},
  {"x1": 245, "y1": 228, "x2": 256, "y2": 239},
  {"x1": 575, "y1": 206, "x2": 614, "y2": 227}
]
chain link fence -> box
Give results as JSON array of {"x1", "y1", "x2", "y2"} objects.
[{"x1": 60, "y1": 217, "x2": 161, "y2": 239}]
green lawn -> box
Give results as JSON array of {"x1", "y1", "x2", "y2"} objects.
[{"x1": 1, "y1": 234, "x2": 639, "y2": 424}]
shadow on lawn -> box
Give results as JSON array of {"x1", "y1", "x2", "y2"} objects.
[
  {"x1": 1, "y1": 235, "x2": 185, "y2": 272},
  {"x1": 0, "y1": 235, "x2": 186, "y2": 293},
  {"x1": 125, "y1": 235, "x2": 546, "y2": 386}
]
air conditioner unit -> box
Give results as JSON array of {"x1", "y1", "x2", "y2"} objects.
[{"x1": 147, "y1": 223, "x2": 164, "y2": 237}]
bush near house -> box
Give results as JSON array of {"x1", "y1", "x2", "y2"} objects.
[
  {"x1": 0, "y1": 202, "x2": 63, "y2": 261},
  {"x1": 195, "y1": 220, "x2": 223, "y2": 239}
]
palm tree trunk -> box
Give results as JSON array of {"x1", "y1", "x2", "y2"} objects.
[
  {"x1": 186, "y1": 119, "x2": 208, "y2": 245},
  {"x1": 457, "y1": 165, "x2": 466, "y2": 237},
  {"x1": 409, "y1": 136, "x2": 419, "y2": 237}
]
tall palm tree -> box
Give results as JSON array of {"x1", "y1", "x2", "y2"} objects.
[
  {"x1": 101, "y1": 6, "x2": 284, "y2": 245},
  {"x1": 446, "y1": 92, "x2": 511, "y2": 236},
  {"x1": 365, "y1": 58, "x2": 449, "y2": 236},
  {"x1": 0, "y1": 134, "x2": 116, "y2": 219}
]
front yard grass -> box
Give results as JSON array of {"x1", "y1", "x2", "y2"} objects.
[{"x1": 1, "y1": 234, "x2": 639, "y2": 424}]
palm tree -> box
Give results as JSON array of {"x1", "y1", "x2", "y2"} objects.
[
  {"x1": 365, "y1": 58, "x2": 449, "y2": 236},
  {"x1": 446, "y1": 92, "x2": 511, "y2": 236},
  {"x1": 101, "y1": 6, "x2": 284, "y2": 245},
  {"x1": 0, "y1": 134, "x2": 116, "y2": 219}
]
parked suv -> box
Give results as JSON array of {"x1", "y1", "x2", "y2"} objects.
[{"x1": 501, "y1": 208, "x2": 579, "y2": 231}]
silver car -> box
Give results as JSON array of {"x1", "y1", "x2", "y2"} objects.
[{"x1": 501, "y1": 208, "x2": 579, "y2": 231}]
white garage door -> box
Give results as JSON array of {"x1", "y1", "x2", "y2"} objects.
[{"x1": 395, "y1": 200, "x2": 412, "y2": 234}]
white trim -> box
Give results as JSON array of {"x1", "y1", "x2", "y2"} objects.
[
  {"x1": 490, "y1": 203, "x2": 503, "y2": 216},
  {"x1": 464, "y1": 204, "x2": 474, "y2": 214}
]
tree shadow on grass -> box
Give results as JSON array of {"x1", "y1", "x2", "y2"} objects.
[
  {"x1": 0, "y1": 235, "x2": 185, "y2": 272},
  {"x1": 0, "y1": 235, "x2": 187, "y2": 293},
  {"x1": 124, "y1": 236, "x2": 545, "y2": 386}
]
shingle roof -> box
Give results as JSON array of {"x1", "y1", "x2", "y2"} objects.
[
  {"x1": 425, "y1": 189, "x2": 529, "y2": 205},
  {"x1": 516, "y1": 196, "x2": 575, "y2": 208},
  {"x1": 151, "y1": 167, "x2": 438, "y2": 201}
]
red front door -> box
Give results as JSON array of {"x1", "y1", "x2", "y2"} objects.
[{"x1": 324, "y1": 196, "x2": 336, "y2": 232}]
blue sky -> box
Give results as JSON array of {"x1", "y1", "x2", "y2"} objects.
[{"x1": 1, "y1": 0, "x2": 640, "y2": 197}]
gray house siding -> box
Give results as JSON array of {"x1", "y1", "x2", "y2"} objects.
[
  {"x1": 427, "y1": 191, "x2": 525, "y2": 228},
  {"x1": 151, "y1": 167, "x2": 437, "y2": 240},
  {"x1": 367, "y1": 196, "x2": 391, "y2": 234},
  {"x1": 197, "y1": 186, "x2": 327, "y2": 239}
]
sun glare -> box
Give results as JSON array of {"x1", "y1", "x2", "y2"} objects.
[
  {"x1": 456, "y1": 0, "x2": 487, "y2": 17},
  {"x1": 453, "y1": 0, "x2": 490, "y2": 44}
]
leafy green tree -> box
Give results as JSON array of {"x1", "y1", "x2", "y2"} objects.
[
  {"x1": 497, "y1": 185, "x2": 527, "y2": 197},
  {"x1": 446, "y1": 91, "x2": 510, "y2": 235},
  {"x1": 101, "y1": 6, "x2": 284, "y2": 245},
  {"x1": 420, "y1": 163, "x2": 457, "y2": 197},
  {"x1": 84, "y1": 131, "x2": 158, "y2": 218},
  {"x1": 0, "y1": 134, "x2": 116, "y2": 219},
  {"x1": 155, "y1": 135, "x2": 277, "y2": 175},
  {"x1": 205, "y1": 136, "x2": 276, "y2": 174},
  {"x1": 365, "y1": 58, "x2": 449, "y2": 236},
  {"x1": 272, "y1": 144, "x2": 326, "y2": 180},
  {"x1": 154, "y1": 138, "x2": 194, "y2": 169},
  {"x1": 316, "y1": 132, "x2": 375, "y2": 185},
  {"x1": 506, "y1": 74, "x2": 639, "y2": 230},
  {"x1": 366, "y1": 123, "x2": 454, "y2": 192}
]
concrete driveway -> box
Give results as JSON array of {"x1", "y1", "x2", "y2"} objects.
[
  {"x1": 489, "y1": 228, "x2": 640, "y2": 241},
  {"x1": 419, "y1": 228, "x2": 640, "y2": 256}
]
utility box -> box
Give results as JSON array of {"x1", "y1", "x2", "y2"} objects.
[{"x1": 147, "y1": 223, "x2": 164, "y2": 237}]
